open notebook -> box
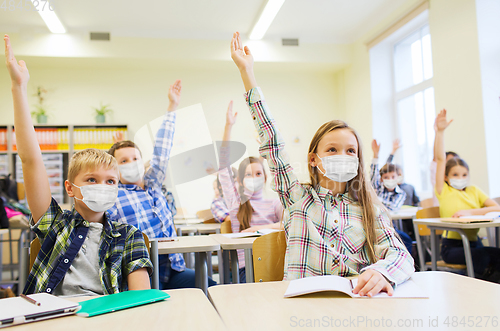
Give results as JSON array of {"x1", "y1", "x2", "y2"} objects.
[
  {"x1": 222, "y1": 229, "x2": 280, "y2": 239},
  {"x1": 0, "y1": 293, "x2": 80, "y2": 328},
  {"x1": 441, "y1": 213, "x2": 500, "y2": 224},
  {"x1": 284, "y1": 275, "x2": 428, "y2": 298}
]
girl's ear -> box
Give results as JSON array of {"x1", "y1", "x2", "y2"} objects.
[
  {"x1": 65, "y1": 180, "x2": 75, "y2": 197},
  {"x1": 308, "y1": 152, "x2": 318, "y2": 167}
]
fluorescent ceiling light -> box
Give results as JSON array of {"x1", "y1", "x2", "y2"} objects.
[
  {"x1": 249, "y1": 0, "x2": 285, "y2": 40},
  {"x1": 31, "y1": 0, "x2": 66, "y2": 33}
]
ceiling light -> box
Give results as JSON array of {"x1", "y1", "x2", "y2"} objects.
[
  {"x1": 249, "y1": 0, "x2": 285, "y2": 40},
  {"x1": 31, "y1": 0, "x2": 66, "y2": 33}
]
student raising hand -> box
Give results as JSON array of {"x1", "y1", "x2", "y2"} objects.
[
  {"x1": 167, "y1": 79, "x2": 182, "y2": 112},
  {"x1": 391, "y1": 139, "x2": 401, "y2": 155},
  {"x1": 4, "y1": 35, "x2": 30, "y2": 86},
  {"x1": 226, "y1": 100, "x2": 237, "y2": 127},
  {"x1": 435, "y1": 109, "x2": 453, "y2": 132}
]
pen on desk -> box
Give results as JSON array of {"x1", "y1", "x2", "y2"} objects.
[
  {"x1": 157, "y1": 238, "x2": 178, "y2": 242},
  {"x1": 20, "y1": 294, "x2": 41, "y2": 306}
]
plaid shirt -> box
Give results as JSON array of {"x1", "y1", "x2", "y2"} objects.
[
  {"x1": 210, "y1": 197, "x2": 229, "y2": 223},
  {"x1": 24, "y1": 198, "x2": 152, "y2": 295},
  {"x1": 108, "y1": 112, "x2": 185, "y2": 281},
  {"x1": 245, "y1": 87, "x2": 414, "y2": 285},
  {"x1": 370, "y1": 159, "x2": 407, "y2": 211}
]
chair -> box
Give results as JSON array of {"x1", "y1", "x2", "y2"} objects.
[
  {"x1": 29, "y1": 232, "x2": 151, "y2": 272},
  {"x1": 415, "y1": 207, "x2": 466, "y2": 272},
  {"x1": 220, "y1": 220, "x2": 232, "y2": 234},
  {"x1": 420, "y1": 198, "x2": 435, "y2": 208},
  {"x1": 195, "y1": 209, "x2": 216, "y2": 223},
  {"x1": 252, "y1": 231, "x2": 287, "y2": 282}
]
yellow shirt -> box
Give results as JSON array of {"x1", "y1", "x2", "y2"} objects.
[{"x1": 435, "y1": 182, "x2": 489, "y2": 241}]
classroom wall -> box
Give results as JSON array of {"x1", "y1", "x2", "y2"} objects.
[
  {"x1": 428, "y1": 0, "x2": 489, "y2": 194},
  {"x1": 0, "y1": 57, "x2": 341, "y2": 213}
]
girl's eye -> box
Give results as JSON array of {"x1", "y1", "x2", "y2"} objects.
[
  {"x1": 87, "y1": 178, "x2": 96, "y2": 183},
  {"x1": 121, "y1": 160, "x2": 127, "y2": 163},
  {"x1": 328, "y1": 148, "x2": 336, "y2": 152},
  {"x1": 348, "y1": 148, "x2": 356, "y2": 154}
]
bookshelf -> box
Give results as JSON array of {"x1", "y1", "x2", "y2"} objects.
[{"x1": 0, "y1": 124, "x2": 128, "y2": 204}]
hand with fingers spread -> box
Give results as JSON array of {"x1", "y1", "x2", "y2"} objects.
[
  {"x1": 167, "y1": 79, "x2": 182, "y2": 112},
  {"x1": 352, "y1": 269, "x2": 394, "y2": 297},
  {"x1": 230, "y1": 32, "x2": 257, "y2": 91},
  {"x1": 435, "y1": 109, "x2": 453, "y2": 132},
  {"x1": 371, "y1": 139, "x2": 381, "y2": 159},
  {"x1": 231, "y1": 32, "x2": 254, "y2": 72},
  {"x1": 4, "y1": 34, "x2": 30, "y2": 86},
  {"x1": 392, "y1": 139, "x2": 401, "y2": 154}
]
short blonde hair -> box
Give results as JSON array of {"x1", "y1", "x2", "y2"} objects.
[{"x1": 68, "y1": 148, "x2": 119, "y2": 182}]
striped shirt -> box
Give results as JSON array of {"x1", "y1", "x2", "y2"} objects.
[
  {"x1": 210, "y1": 197, "x2": 229, "y2": 223},
  {"x1": 370, "y1": 159, "x2": 407, "y2": 211},
  {"x1": 244, "y1": 87, "x2": 414, "y2": 285},
  {"x1": 218, "y1": 167, "x2": 282, "y2": 269},
  {"x1": 108, "y1": 112, "x2": 185, "y2": 283},
  {"x1": 24, "y1": 198, "x2": 152, "y2": 295}
]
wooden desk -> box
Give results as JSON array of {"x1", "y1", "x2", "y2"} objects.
[
  {"x1": 210, "y1": 234, "x2": 257, "y2": 284},
  {"x1": 150, "y1": 236, "x2": 220, "y2": 294},
  {"x1": 12, "y1": 289, "x2": 225, "y2": 331},
  {"x1": 173, "y1": 218, "x2": 204, "y2": 225},
  {"x1": 208, "y1": 271, "x2": 500, "y2": 331},
  {"x1": 413, "y1": 218, "x2": 500, "y2": 277}
]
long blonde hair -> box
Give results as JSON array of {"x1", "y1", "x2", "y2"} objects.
[
  {"x1": 307, "y1": 120, "x2": 379, "y2": 263},
  {"x1": 236, "y1": 157, "x2": 266, "y2": 231}
]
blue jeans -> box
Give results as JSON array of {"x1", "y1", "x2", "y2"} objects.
[{"x1": 160, "y1": 267, "x2": 217, "y2": 290}]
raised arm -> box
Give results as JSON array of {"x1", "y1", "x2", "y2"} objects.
[
  {"x1": 218, "y1": 101, "x2": 240, "y2": 210},
  {"x1": 386, "y1": 139, "x2": 401, "y2": 164},
  {"x1": 4, "y1": 35, "x2": 51, "y2": 222},
  {"x1": 434, "y1": 109, "x2": 453, "y2": 195},
  {"x1": 144, "y1": 80, "x2": 181, "y2": 187},
  {"x1": 230, "y1": 32, "x2": 304, "y2": 209},
  {"x1": 370, "y1": 139, "x2": 381, "y2": 189}
]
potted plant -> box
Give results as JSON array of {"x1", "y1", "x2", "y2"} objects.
[
  {"x1": 31, "y1": 86, "x2": 49, "y2": 124},
  {"x1": 93, "y1": 103, "x2": 113, "y2": 123}
]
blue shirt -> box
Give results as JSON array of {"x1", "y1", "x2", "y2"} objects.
[
  {"x1": 370, "y1": 159, "x2": 407, "y2": 211},
  {"x1": 108, "y1": 112, "x2": 185, "y2": 282}
]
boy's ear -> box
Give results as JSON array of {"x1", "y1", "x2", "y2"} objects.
[
  {"x1": 308, "y1": 153, "x2": 318, "y2": 167},
  {"x1": 65, "y1": 180, "x2": 75, "y2": 197}
]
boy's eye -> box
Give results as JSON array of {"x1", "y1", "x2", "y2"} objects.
[
  {"x1": 107, "y1": 179, "x2": 116, "y2": 184},
  {"x1": 328, "y1": 148, "x2": 336, "y2": 152}
]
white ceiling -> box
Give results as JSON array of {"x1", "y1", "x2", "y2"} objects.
[{"x1": 1, "y1": 0, "x2": 411, "y2": 43}]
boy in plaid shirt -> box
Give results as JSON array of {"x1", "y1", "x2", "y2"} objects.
[{"x1": 5, "y1": 35, "x2": 152, "y2": 295}]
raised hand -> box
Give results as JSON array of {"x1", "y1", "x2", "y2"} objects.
[
  {"x1": 230, "y1": 32, "x2": 254, "y2": 73},
  {"x1": 4, "y1": 34, "x2": 30, "y2": 86},
  {"x1": 225, "y1": 100, "x2": 237, "y2": 127},
  {"x1": 371, "y1": 139, "x2": 381, "y2": 158},
  {"x1": 392, "y1": 139, "x2": 401, "y2": 154},
  {"x1": 435, "y1": 109, "x2": 453, "y2": 132},
  {"x1": 167, "y1": 79, "x2": 182, "y2": 112}
]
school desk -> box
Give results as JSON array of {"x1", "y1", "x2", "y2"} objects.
[
  {"x1": 208, "y1": 271, "x2": 500, "y2": 331},
  {"x1": 173, "y1": 217, "x2": 204, "y2": 225},
  {"x1": 389, "y1": 209, "x2": 417, "y2": 231},
  {"x1": 11, "y1": 289, "x2": 225, "y2": 331},
  {"x1": 150, "y1": 236, "x2": 220, "y2": 294},
  {"x1": 209, "y1": 233, "x2": 256, "y2": 284},
  {"x1": 413, "y1": 218, "x2": 500, "y2": 277}
]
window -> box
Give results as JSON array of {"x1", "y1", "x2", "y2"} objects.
[{"x1": 393, "y1": 25, "x2": 435, "y2": 195}]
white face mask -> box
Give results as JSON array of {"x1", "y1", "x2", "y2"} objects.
[
  {"x1": 383, "y1": 178, "x2": 398, "y2": 190},
  {"x1": 315, "y1": 154, "x2": 359, "y2": 183},
  {"x1": 397, "y1": 176, "x2": 404, "y2": 184},
  {"x1": 243, "y1": 176, "x2": 265, "y2": 193},
  {"x1": 449, "y1": 178, "x2": 468, "y2": 190},
  {"x1": 119, "y1": 161, "x2": 145, "y2": 183},
  {"x1": 72, "y1": 183, "x2": 118, "y2": 212}
]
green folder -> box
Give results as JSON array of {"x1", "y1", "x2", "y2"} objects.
[{"x1": 77, "y1": 289, "x2": 170, "y2": 317}]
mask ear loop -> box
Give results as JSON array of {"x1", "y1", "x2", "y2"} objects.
[{"x1": 314, "y1": 153, "x2": 326, "y2": 176}]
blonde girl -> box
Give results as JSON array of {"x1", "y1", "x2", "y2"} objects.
[{"x1": 230, "y1": 32, "x2": 414, "y2": 297}]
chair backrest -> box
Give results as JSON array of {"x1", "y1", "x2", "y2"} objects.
[
  {"x1": 252, "y1": 231, "x2": 287, "y2": 283},
  {"x1": 420, "y1": 198, "x2": 435, "y2": 208},
  {"x1": 416, "y1": 206, "x2": 441, "y2": 236},
  {"x1": 29, "y1": 232, "x2": 151, "y2": 271},
  {"x1": 29, "y1": 238, "x2": 41, "y2": 272},
  {"x1": 493, "y1": 197, "x2": 500, "y2": 205},
  {"x1": 220, "y1": 220, "x2": 232, "y2": 234},
  {"x1": 196, "y1": 209, "x2": 213, "y2": 221}
]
